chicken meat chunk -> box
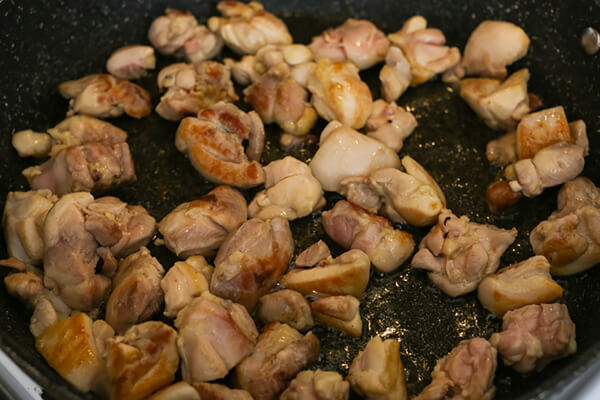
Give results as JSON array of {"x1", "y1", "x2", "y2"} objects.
[
  {"x1": 193, "y1": 382, "x2": 254, "y2": 400},
  {"x1": 485, "y1": 131, "x2": 517, "y2": 167},
  {"x1": 148, "y1": 382, "x2": 201, "y2": 400},
  {"x1": 294, "y1": 240, "x2": 331, "y2": 268},
  {"x1": 280, "y1": 369, "x2": 350, "y2": 400},
  {"x1": 106, "y1": 45, "x2": 156, "y2": 80},
  {"x1": 161, "y1": 256, "x2": 213, "y2": 318},
  {"x1": 365, "y1": 100, "x2": 418, "y2": 152},
  {"x1": 256, "y1": 289, "x2": 314, "y2": 331},
  {"x1": 311, "y1": 295, "x2": 362, "y2": 337},
  {"x1": 379, "y1": 46, "x2": 412, "y2": 102}
]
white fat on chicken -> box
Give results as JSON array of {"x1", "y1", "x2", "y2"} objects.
[
  {"x1": 106, "y1": 45, "x2": 156, "y2": 80},
  {"x1": 311, "y1": 295, "x2": 362, "y2": 337},
  {"x1": 379, "y1": 46, "x2": 412, "y2": 102},
  {"x1": 365, "y1": 100, "x2": 417, "y2": 152},
  {"x1": 161, "y1": 256, "x2": 213, "y2": 318},
  {"x1": 256, "y1": 289, "x2": 314, "y2": 331},
  {"x1": 280, "y1": 369, "x2": 350, "y2": 400}
]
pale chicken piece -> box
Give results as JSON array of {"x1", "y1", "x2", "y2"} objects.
[
  {"x1": 210, "y1": 217, "x2": 294, "y2": 310},
  {"x1": 310, "y1": 122, "x2": 401, "y2": 192},
  {"x1": 161, "y1": 256, "x2": 212, "y2": 318},
  {"x1": 59, "y1": 74, "x2": 151, "y2": 119},
  {"x1": 175, "y1": 293, "x2": 258, "y2": 382},
  {"x1": 569, "y1": 119, "x2": 589, "y2": 156},
  {"x1": 148, "y1": 382, "x2": 200, "y2": 400},
  {"x1": 308, "y1": 59, "x2": 373, "y2": 129},
  {"x1": 411, "y1": 209, "x2": 517, "y2": 297},
  {"x1": 486, "y1": 131, "x2": 517, "y2": 167},
  {"x1": 158, "y1": 185, "x2": 247, "y2": 258},
  {"x1": 295, "y1": 240, "x2": 331, "y2": 268},
  {"x1": 106, "y1": 45, "x2": 156, "y2": 80},
  {"x1": 256, "y1": 289, "x2": 314, "y2": 331},
  {"x1": 30, "y1": 297, "x2": 59, "y2": 337},
  {"x1": 311, "y1": 295, "x2": 362, "y2": 337},
  {"x1": 489, "y1": 303, "x2": 576, "y2": 373},
  {"x1": 462, "y1": 20, "x2": 530, "y2": 78},
  {"x1": 365, "y1": 100, "x2": 417, "y2": 152},
  {"x1": 309, "y1": 18, "x2": 390, "y2": 70},
  {"x1": 11, "y1": 129, "x2": 52, "y2": 158},
  {"x1": 226, "y1": 55, "x2": 264, "y2": 85},
  {"x1": 249, "y1": 156, "x2": 325, "y2": 220},
  {"x1": 478, "y1": 255, "x2": 563, "y2": 316},
  {"x1": 459, "y1": 68, "x2": 530, "y2": 131},
  {"x1": 236, "y1": 322, "x2": 320, "y2": 400},
  {"x1": 347, "y1": 336, "x2": 407, "y2": 400},
  {"x1": 280, "y1": 369, "x2": 350, "y2": 400},
  {"x1": 106, "y1": 321, "x2": 179, "y2": 400},
  {"x1": 3, "y1": 190, "x2": 57, "y2": 264},
  {"x1": 322, "y1": 200, "x2": 415, "y2": 273},
  {"x1": 380, "y1": 46, "x2": 412, "y2": 102},
  {"x1": 175, "y1": 103, "x2": 266, "y2": 189},
  {"x1": 193, "y1": 382, "x2": 254, "y2": 400},
  {"x1": 516, "y1": 106, "x2": 572, "y2": 159},
  {"x1": 207, "y1": 1, "x2": 292, "y2": 55},
  {"x1": 415, "y1": 338, "x2": 497, "y2": 400}
]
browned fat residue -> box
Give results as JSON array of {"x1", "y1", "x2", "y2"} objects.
[{"x1": 205, "y1": 63, "x2": 224, "y2": 80}]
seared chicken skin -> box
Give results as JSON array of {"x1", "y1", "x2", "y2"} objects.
[
  {"x1": 365, "y1": 100, "x2": 418, "y2": 152},
  {"x1": 256, "y1": 289, "x2": 314, "y2": 331},
  {"x1": 280, "y1": 369, "x2": 350, "y2": 400},
  {"x1": 161, "y1": 256, "x2": 213, "y2": 318},
  {"x1": 106, "y1": 45, "x2": 156, "y2": 80}
]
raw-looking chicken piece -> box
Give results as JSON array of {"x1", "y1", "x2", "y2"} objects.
[
  {"x1": 462, "y1": 20, "x2": 530, "y2": 78},
  {"x1": 207, "y1": 1, "x2": 292, "y2": 55},
  {"x1": 106, "y1": 321, "x2": 179, "y2": 400},
  {"x1": 161, "y1": 256, "x2": 213, "y2": 318},
  {"x1": 210, "y1": 217, "x2": 294, "y2": 310},
  {"x1": 175, "y1": 102, "x2": 266, "y2": 189},
  {"x1": 106, "y1": 45, "x2": 156, "y2": 80},
  {"x1": 257, "y1": 289, "x2": 314, "y2": 331},
  {"x1": 379, "y1": 46, "x2": 412, "y2": 102},
  {"x1": 3, "y1": 190, "x2": 57, "y2": 264},
  {"x1": 248, "y1": 156, "x2": 325, "y2": 220},
  {"x1": 322, "y1": 200, "x2": 415, "y2": 273},
  {"x1": 308, "y1": 60, "x2": 374, "y2": 129},
  {"x1": 309, "y1": 18, "x2": 390, "y2": 70},
  {"x1": 156, "y1": 61, "x2": 238, "y2": 121},
  {"x1": 478, "y1": 255, "x2": 563, "y2": 316},
  {"x1": 489, "y1": 303, "x2": 577, "y2": 373},
  {"x1": 244, "y1": 63, "x2": 318, "y2": 136},
  {"x1": 148, "y1": 9, "x2": 223, "y2": 63},
  {"x1": 59, "y1": 74, "x2": 151, "y2": 119},
  {"x1": 105, "y1": 247, "x2": 164, "y2": 333},
  {"x1": 295, "y1": 240, "x2": 331, "y2": 268},
  {"x1": 411, "y1": 209, "x2": 517, "y2": 297},
  {"x1": 311, "y1": 295, "x2": 362, "y2": 337},
  {"x1": 281, "y1": 249, "x2": 370, "y2": 298},
  {"x1": 365, "y1": 100, "x2": 418, "y2": 152},
  {"x1": 530, "y1": 177, "x2": 600, "y2": 276},
  {"x1": 310, "y1": 122, "x2": 401, "y2": 192},
  {"x1": 175, "y1": 293, "x2": 258, "y2": 382},
  {"x1": 148, "y1": 382, "x2": 200, "y2": 400},
  {"x1": 158, "y1": 185, "x2": 247, "y2": 258},
  {"x1": 347, "y1": 336, "x2": 407, "y2": 400},
  {"x1": 388, "y1": 16, "x2": 460, "y2": 86},
  {"x1": 415, "y1": 338, "x2": 497, "y2": 400},
  {"x1": 280, "y1": 369, "x2": 350, "y2": 400},
  {"x1": 193, "y1": 382, "x2": 254, "y2": 400},
  {"x1": 236, "y1": 322, "x2": 320, "y2": 400}
]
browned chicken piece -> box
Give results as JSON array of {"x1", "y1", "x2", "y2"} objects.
[
  {"x1": 415, "y1": 338, "x2": 497, "y2": 400},
  {"x1": 280, "y1": 369, "x2": 350, "y2": 400},
  {"x1": 411, "y1": 209, "x2": 517, "y2": 297},
  {"x1": 4, "y1": 266, "x2": 44, "y2": 307},
  {"x1": 148, "y1": 382, "x2": 201, "y2": 400},
  {"x1": 59, "y1": 74, "x2": 151, "y2": 119},
  {"x1": 106, "y1": 45, "x2": 156, "y2": 80},
  {"x1": 311, "y1": 295, "x2": 362, "y2": 337},
  {"x1": 210, "y1": 217, "x2": 294, "y2": 310},
  {"x1": 193, "y1": 382, "x2": 253, "y2": 400},
  {"x1": 489, "y1": 303, "x2": 576, "y2": 373},
  {"x1": 347, "y1": 336, "x2": 407, "y2": 400},
  {"x1": 207, "y1": 1, "x2": 292, "y2": 55},
  {"x1": 365, "y1": 100, "x2": 417, "y2": 152},
  {"x1": 106, "y1": 321, "x2": 179, "y2": 400},
  {"x1": 322, "y1": 200, "x2": 415, "y2": 273},
  {"x1": 256, "y1": 289, "x2": 314, "y2": 331},
  {"x1": 379, "y1": 46, "x2": 412, "y2": 102},
  {"x1": 485, "y1": 180, "x2": 523, "y2": 214},
  {"x1": 175, "y1": 102, "x2": 266, "y2": 189},
  {"x1": 158, "y1": 185, "x2": 247, "y2": 258},
  {"x1": 175, "y1": 293, "x2": 258, "y2": 382},
  {"x1": 236, "y1": 322, "x2": 320, "y2": 400},
  {"x1": 486, "y1": 131, "x2": 517, "y2": 167},
  {"x1": 156, "y1": 61, "x2": 238, "y2": 121},
  {"x1": 295, "y1": 240, "x2": 331, "y2": 268},
  {"x1": 30, "y1": 297, "x2": 60, "y2": 337},
  {"x1": 161, "y1": 256, "x2": 213, "y2": 318},
  {"x1": 516, "y1": 106, "x2": 572, "y2": 159},
  {"x1": 280, "y1": 249, "x2": 370, "y2": 298},
  {"x1": 478, "y1": 255, "x2": 563, "y2": 316}
]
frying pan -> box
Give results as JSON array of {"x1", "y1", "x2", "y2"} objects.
[{"x1": 1, "y1": 0, "x2": 600, "y2": 399}]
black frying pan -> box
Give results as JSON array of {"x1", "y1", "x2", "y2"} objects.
[{"x1": 1, "y1": 0, "x2": 600, "y2": 399}]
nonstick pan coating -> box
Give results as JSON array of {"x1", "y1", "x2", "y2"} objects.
[{"x1": 1, "y1": 0, "x2": 600, "y2": 399}]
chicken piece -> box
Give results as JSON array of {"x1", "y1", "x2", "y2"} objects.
[
  {"x1": 106, "y1": 321, "x2": 179, "y2": 400},
  {"x1": 489, "y1": 303, "x2": 576, "y2": 373},
  {"x1": 3, "y1": 190, "x2": 57, "y2": 264},
  {"x1": 11, "y1": 130, "x2": 52, "y2": 158},
  {"x1": 256, "y1": 289, "x2": 313, "y2": 331},
  {"x1": 516, "y1": 106, "x2": 572, "y2": 159},
  {"x1": 161, "y1": 256, "x2": 212, "y2": 318},
  {"x1": 309, "y1": 19, "x2": 389, "y2": 70},
  {"x1": 486, "y1": 131, "x2": 517, "y2": 167},
  {"x1": 59, "y1": 74, "x2": 151, "y2": 119},
  {"x1": 478, "y1": 256, "x2": 563, "y2": 316},
  {"x1": 210, "y1": 217, "x2": 294, "y2": 310},
  {"x1": 175, "y1": 293, "x2": 258, "y2": 382},
  {"x1": 29, "y1": 298, "x2": 58, "y2": 337},
  {"x1": 249, "y1": 156, "x2": 325, "y2": 220},
  {"x1": 308, "y1": 59, "x2": 373, "y2": 129},
  {"x1": 280, "y1": 370, "x2": 349, "y2": 400},
  {"x1": 365, "y1": 100, "x2": 417, "y2": 152},
  {"x1": 379, "y1": 46, "x2": 412, "y2": 102},
  {"x1": 462, "y1": 20, "x2": 530, "y2": 79},
  {"x1": 193, "y1": 382, "x2": 253, "y2": 400},
  {"x1": 4, "y1": 268, "x2": 44, "y2": 307},
  {"x1": 23, "y1": 141, "x2": 136, "y2": 196},
  {"x1": 459, "y1": 68, "x2": 530, "y2": 131},
  {"x1": 207, "y1": 1, "x2": 292, "y2": 55},
  {"x1": 295, "y1": 240, "x2": 331, "y2": 268},
  {"x1": 236, "y1": 322, "x2": 320, "y2": 400},
  {"x1": 415, "y1": 338, "x2": 497, "y2": 400},
  {"x1": 485, "y1": 180, "x2": 524, "y2": 214},
  {"x1": 311, "y1": 295, "x2": 362, "y2": 337},
  {"x1": 281, "y1": 249, "x2": 370, "y2": 298},
  {"x1": 158, "y1": 186, "x2": 247, "y2": 258},
  {"x1": 279, "y1": 132, "x2": 317, "y2": 151},
  {"x1": 106, "y1": 45, "x2": 156, "y2": 80},
  {"x1": 569, "y1": 120, "x2": 589, "y2": 156},
  {"x1": 175, "y1": 103, "x2": 265, "y2": 189},
  {"x1": 310, "y1": 122, "x2": 401, "y2": 192},
  {"x1": 388, "y1": 16, "x2": 460, "y2": 86},
  {"x1": 148, "y1": 382, "x2": 201, "y2": 400},
  {"x1": 322, "y1": 200, "x2": 414, "y2": 273},
  {"x1": 347, "y1": 336, "x2": 407, "y2": 400},
  {"x1": 226, "y1": 55, "x2": 264, "y2": 85},
  {"x1": 411, "y1": 209, "x2": 517, "y2": 297}
]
